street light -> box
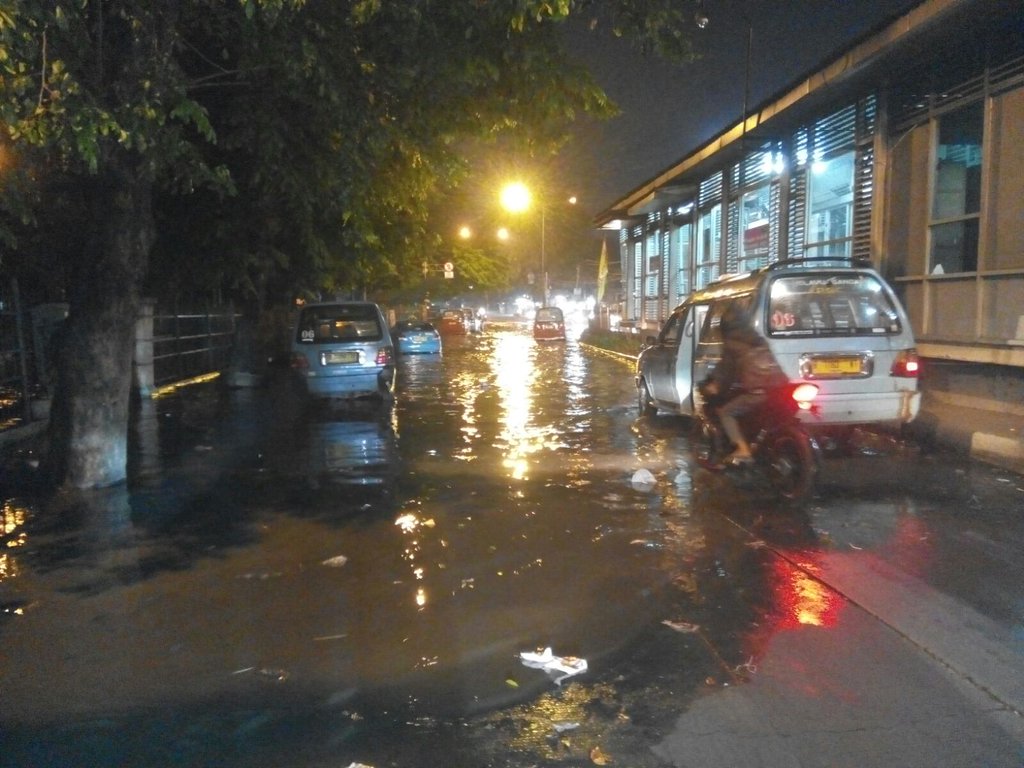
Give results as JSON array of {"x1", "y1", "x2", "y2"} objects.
[{"x1": 500, "y1": 182, "x2": 575, "y2": 307}]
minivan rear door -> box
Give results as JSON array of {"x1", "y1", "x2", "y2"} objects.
[
  {"x1": 646, "y1": 310, "x2": 685, "y2": 404},
  {"x1": 670, "y1": 304, "x2": 707, "y2": 416}
]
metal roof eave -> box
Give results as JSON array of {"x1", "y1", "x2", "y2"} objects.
[{"x1": 593, "y1": 0, "x2": 969, "y2": 228}]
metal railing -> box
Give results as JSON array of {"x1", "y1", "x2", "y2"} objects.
[{"x1": 149, "y1": 305, "x2": 239, "y2": 388}]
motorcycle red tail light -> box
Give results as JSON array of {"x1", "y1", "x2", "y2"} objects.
[
  {"x1": 890, "y1": 349, "x2": 920, "y2": 378},
  {"x1": 791, "y1": 383, "x2": 819, "y2": 410}
]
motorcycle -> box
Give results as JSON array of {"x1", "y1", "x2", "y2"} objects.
[{"x1": 694, "y1": 380, "x2": 821, "y2": 502}]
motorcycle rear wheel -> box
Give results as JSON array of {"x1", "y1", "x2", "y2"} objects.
[{"x1": 764, "y1": 424, "x2": 817, "y2": 501}]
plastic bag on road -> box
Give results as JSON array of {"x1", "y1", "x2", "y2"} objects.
[{"x1": 520, "y1": 647, "x2": 588, "y2": 685}]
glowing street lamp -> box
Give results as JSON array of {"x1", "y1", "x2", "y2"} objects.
[
  {"x1": 500, "y1": 181, "x2": 574, "y2": 307},
  {"x1": 500, "y1": 182, "x2": 531, "y2": 214}
]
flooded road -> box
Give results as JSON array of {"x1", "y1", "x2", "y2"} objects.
[{"x1": 2, "y1": 323, "x2": 1024, "y2": 766}]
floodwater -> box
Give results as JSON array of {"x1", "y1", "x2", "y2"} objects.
[
  {"x1": 1, "y1": 324, "x2": 726, "y2": 766},
  {"x1": 3, "y1": 322, "x2": 1023, "y2": 767}
]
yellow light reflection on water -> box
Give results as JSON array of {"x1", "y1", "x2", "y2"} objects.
[
  {"x1": 395, "y1": 511, "x2": 436, "y2": 609},
  {"x1": 2, "y1": 499, "x2": 27, "y2": 550},
  {"x1": 0, "y1": 500, "x2": 28, "y2": 582},
  {"x1": 493, "y1": 333, "x2": 561, "y2": 480}
]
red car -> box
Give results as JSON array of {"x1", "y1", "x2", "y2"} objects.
[
  {"x1": 532, "y1": 306, "x2": 566, "y2": 341},
  {"x1": 438, "y1": 310, "x2": 468, "y2": 335}
]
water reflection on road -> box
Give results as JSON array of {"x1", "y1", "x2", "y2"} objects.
[{"x1": 2, "y1": 323, "x2": 1022, "y2": 766}]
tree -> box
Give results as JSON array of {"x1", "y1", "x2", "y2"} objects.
[{"x1": 0, "y1": 0, "x2": 702, "y2": 490}]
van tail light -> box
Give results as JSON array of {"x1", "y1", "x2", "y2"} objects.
[
  {"x1": 791, "y1": 382, "x2": 819, "y2": 411},
  {"x1": 376, "y1": 346, "x2": 394, "y2": 365},
  {"x1": 290, "y1": 352, "x2": 309, "y2": 370},
  {"x1": 891, "y1": 349, "x2": 920, "y2": 378}
]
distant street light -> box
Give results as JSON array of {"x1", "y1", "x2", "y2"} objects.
[
  {"x1": 459, "y1": 225, "x2": 472, "y2": 239},
  {"x1": 499, "y1": 182, "x2": 577, "y2": 307}
]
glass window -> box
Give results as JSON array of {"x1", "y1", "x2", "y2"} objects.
[
  {"x1": 297, "y1": 305, "x2": 382, "y2": 342},
  {"x1": 767, "y1": 274, "x2": 902, "y2": 337},
  {"x1": 929, "y1": 103, "x2": 982, "y2": 273},
  {"x1": 696, "y1": 204, "x2": 721, "y2": 289},
  {"x1": 671, "y1": 222, "x2": 692, "y2": 305},
  {"x1": 805, "y1": 151, "x2": 854, "y2": 260},
  {"x1": 739, "y1": 186, "x2": 771, "y2": 272},
  {"x1": 658, "y1": 311, "x2": 684, "y2": 346}
]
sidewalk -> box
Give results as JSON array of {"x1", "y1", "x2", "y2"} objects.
[{"x1": 907, "y1": 390, "x2": 1024, "y2": 475}]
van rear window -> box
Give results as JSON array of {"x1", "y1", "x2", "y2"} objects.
[
  {"x1": 297, "y1": 305, "x2": 382, "y2": 343},
  {"x1": 767, "y1": 274, "x2": 901, "y2": 337}
]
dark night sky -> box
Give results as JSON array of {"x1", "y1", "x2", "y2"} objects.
[{"x1": 562, "y1": 0, "x2": 922, "y2": 217}]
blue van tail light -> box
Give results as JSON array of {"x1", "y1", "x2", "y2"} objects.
[
  {"x1": 290, "y1": 352, "x2": 309, "y2": 370},
  {"x1": 890, "y1": 349, "x2": 920, "y2": 378},
  {"x1": 376, "y1": 346, "x2": 394, "y2": 365},
  {"x1": 791, "y1": 383, "x2": 819, "y2": 410}
]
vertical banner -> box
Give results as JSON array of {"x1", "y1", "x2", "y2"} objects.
[{"x1": 596, "y1": 238, "x2": 609, "y2": 303}]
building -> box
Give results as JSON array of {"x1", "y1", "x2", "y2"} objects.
[{"x1": 595, "y1": 0, "x2": 1024, "y2": 415}]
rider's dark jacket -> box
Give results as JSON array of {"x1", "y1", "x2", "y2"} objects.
[{"x1": 711, "y1": 326, "x2": 787, "y2": 396}]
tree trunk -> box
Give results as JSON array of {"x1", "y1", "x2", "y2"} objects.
[{"x1": 44, "y1": 153, "x2": 154, "y2": 490}]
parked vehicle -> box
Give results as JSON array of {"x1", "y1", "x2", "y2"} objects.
[
  {"x1": 391, "y1": 320, "x2": 442, "y2": 355},
  {"x1": 636, "y1": 257, "x2": 920, "y2": 441},
  {"x1": 290, "y1": 302, "x2": 396, "y2": 400},
  {"x1": 438, "y1": 310, "x2": 468, "y2": 336},
  {"x1": 533, "y1": 306, "x2": 566, "y2": 341},
  {"x1": 695, "y1": 379, "x2": 821, "y2": 501}
]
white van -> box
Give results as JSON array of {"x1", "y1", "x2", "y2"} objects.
[{"x1": 636, "y1": 258, "x2": 920, "y2": 433}]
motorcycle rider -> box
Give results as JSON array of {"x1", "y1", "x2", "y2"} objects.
[{"x1": 701, "y1": 302, "x2": 788, "y2": 465}]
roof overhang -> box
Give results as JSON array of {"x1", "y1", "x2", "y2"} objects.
[{"x1": 594, "y1": 0, "x2": 1008, "y2": 228}]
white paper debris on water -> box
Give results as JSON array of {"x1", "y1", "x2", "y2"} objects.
[
  {"x1": 322, "y1": 555, "x2": 349, "y2": 567},
  {"x1": 661, "y1": 619, "x2": 700, "y2": 633},
  {"x1": 519, "y1": 647, "x2": 588, "y2": 685},
  {"x1": 631, "y1": 468, "x2": 656, "y2": 488},
  {"x1": 552, "y1": 721, "x2": 581, "y2": 733}
]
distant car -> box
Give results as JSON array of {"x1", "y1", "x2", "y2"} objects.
[
  {"x1": 391, "y1": 320, "x2": 442, "y2": 354},
  {"x1": 533, "y1": 306, "x2": 566, "y2": 341},
  {"x1": 289, "y1": 301, "x2": 396, "y2": 400},
  {"x1": 438, "y1": 310, "x2": 468, "y2": 335},
  {"x1": 462, "y1": 308, "x2": 484, "y2": 333}
]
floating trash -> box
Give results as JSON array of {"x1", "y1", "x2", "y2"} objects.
[
  {"x1": 520, "y1": 647, "x2": 588, "y2": 685},
  {"x1": 661, "y1": 619, "x2": 700, "y2": 633},
  {"x1": 630, "y1": 468, "x2": 656, "y2": 489},
  {"x1": 553, "y1": 721, "x2": 581, "y2": 733},
  {"x1": 321, "y1": 555, "x2": 349, "y2": 567}
]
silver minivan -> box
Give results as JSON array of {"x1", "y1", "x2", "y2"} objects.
[
  {"x1": 290, "y1": 301, "x2": 396, "y2": 400},
  {"x1": 636, "y1": 258, "x2": 920, "y2": 432}
]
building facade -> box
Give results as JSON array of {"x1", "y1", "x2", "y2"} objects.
[{"x1": 596, "y1": 0, "x2": 1023, "y2": 407}]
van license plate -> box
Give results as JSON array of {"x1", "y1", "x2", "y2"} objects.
[
  {"x1": 324, "y1": 350, "x2": 359, "y2": 365},
  {"x1": 812, "y1": 357, "x2": 862, "y2": 376}
]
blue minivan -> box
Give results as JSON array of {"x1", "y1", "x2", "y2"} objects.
[{"x1": 290, "y1": 302, "x2": 396, "y2": 400}]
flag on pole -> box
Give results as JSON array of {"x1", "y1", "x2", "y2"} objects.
[{"x1": 596, "y1": 238, "x2": 609, "y2": 303}]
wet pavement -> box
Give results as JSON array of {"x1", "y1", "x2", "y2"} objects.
[{"x1": 2, "y1": 322, "x2": 1024, "y2": 767}]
